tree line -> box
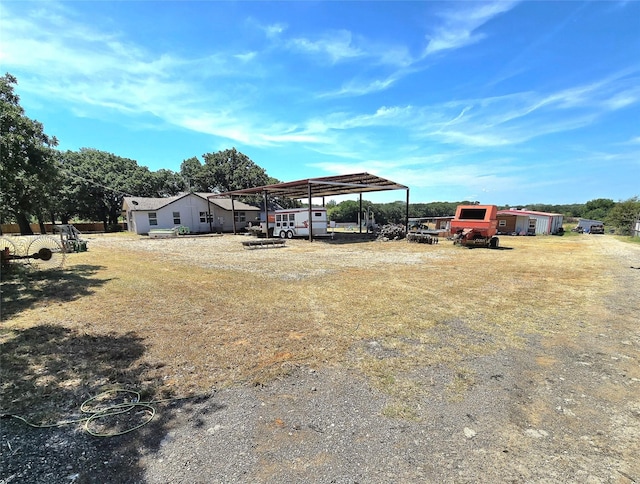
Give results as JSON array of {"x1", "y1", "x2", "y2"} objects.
[
  {"x1": 326, "y1": 197, "x2": 640, "y2": 234},
  {"x1": 2, "y1": 73, "x2": 638, "y2": 235}
]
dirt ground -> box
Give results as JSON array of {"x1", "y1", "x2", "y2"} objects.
[{"x1": 1, "y1": 234, "x2": 639, "y2": 483}]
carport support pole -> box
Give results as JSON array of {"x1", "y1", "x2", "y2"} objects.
[
  {"x1": 359, "y1": 194, "x2": 363, "y2": 234},
  {"x1": 308, "y1": 183, "x2": 313, "y2": 242},
  {"x1": 405, "y1": 189, "x2": 410, "y2": 234},
  {"x1": 263, "y1": 190, "x2": 269, "y2": 237}
]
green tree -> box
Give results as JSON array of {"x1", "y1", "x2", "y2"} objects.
[
  {"x1": 59, "y1": 149, "x2": 156, "y2": 229},
  {"x1": 328, "y1": 200, "x2": 366, "y2": 223},
  {"x1": 201, "y1": 148, "x2": 270, "y2": 193},
  {"x1": 151, "y1": 169, "x2": 186, "y2": 197},
  {"x1": 583, "y1": 198, "x2": 615, "y2": 221},
  {"x1": 607, "y1": 197, "x2": 640, "y2": 235},
  {"x1": 0, "y1": 73, "x2": 59, "y2": 234},
  {"x1": 375, "y1": 201, "x2": 406, "y2": 225},
  {"x1": 179, "y1": 157, "x2": 206, "y2": 192}
]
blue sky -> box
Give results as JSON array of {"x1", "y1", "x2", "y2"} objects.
[{"x1": 1, "y1": 1, "x2": 639, "y2": 205}]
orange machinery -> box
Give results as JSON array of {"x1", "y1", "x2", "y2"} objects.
[{"x1": 450, "y1": 205, "x2": 500, "y2": 248}]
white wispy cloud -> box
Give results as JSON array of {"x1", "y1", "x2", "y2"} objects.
[
  {"x1": 286, "y1": 30, "x2": 365, "y2": 64},
  {"x1": 319, "y1": 76, "x2": 399, "y2": 98},
  {"x1": 424, "y1": 1, "x2": 519, "y2": 56},
  {"x1": 410, "y1": 69, "x2": 640, "y2": 148}
]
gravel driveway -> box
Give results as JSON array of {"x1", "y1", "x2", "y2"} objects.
[{"x1": 2, "y1": 236, "x2": 639, "y2": 483}]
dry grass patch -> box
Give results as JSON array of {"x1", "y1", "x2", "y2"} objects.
[{"x1": 1, "y1": 232, "x2": 620, "y2": 420}]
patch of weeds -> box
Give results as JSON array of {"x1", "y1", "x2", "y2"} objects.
[
  {"x1": 382, "y1": 401, "x2": 420, "y2": 421},
  {"x1": 446, "y1": 367, "x2": 476, "y2": 401}
]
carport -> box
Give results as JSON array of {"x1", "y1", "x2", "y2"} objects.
[{"x1": 210, "y1": 172, "x2": 410, "y2": 241}]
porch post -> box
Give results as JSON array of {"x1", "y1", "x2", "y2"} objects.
[
  {"x1": 231, "y1": 196, "x2": 237, "y2": 235},
  {"x1": 208, "y1": 200, "x2": 213, "y2": 233}
]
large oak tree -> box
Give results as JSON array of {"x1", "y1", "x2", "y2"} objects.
[{"x1": 0, "y1": 73, "x2": 59, "y2": 234}]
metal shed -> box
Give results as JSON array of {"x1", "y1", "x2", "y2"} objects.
[
  {"x1": 211, "y1": 172, "x2": 410, "y2": 241},
  {"x1": 497, "y1": 209, "x2": 564, "y2": 235},
  {"x1": 576, "y1": 218, "x2": 605, "y2": 233}
]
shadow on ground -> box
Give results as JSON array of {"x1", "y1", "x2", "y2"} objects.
[
  {"x1": 321, "y1": 233, "x2": 378, "y2": 244},
  {"x1": 0, "y1": 325, "x2": 222, "y2": 483},
  {"x1": 0, "y1": 264, "x2": 109, "y2": 320}
]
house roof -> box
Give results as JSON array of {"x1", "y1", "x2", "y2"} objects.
[
  {"x1": 497, "y1": 209, "x2": 563, "y2": 217},
  {"x1": 123, "y1": 193, "x2": 260, "y2": 212},
  {"x1": 211, "y1": 172, "x2": 409, "y2": 200}
]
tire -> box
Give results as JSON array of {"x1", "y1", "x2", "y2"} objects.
[
  {"x1": 286, "y1": 230, "x2": 294, "y2": 239},
  {"x1": 489, "y1": 236, "x2": 499, "y2": 249},
  {"x1": 279, "y1": 230, "x2": 287, "y2": 239}
]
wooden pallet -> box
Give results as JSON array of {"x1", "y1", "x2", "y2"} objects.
[{"x1": 241, "y1": 238, "x2": 287, "y2": 249}]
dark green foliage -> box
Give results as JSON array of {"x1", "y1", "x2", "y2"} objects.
[
  {"x1": 606, "y1": 197, "x2": 640, "y2": 235},
  {"x1": 583, "y1": 198, "x2": 616, "y2": 221},
  {"x1": 0, "y1": 73, "x2": 59, "y2": 234},
  {"x1": 202, "y1": 148, "x2": 270, "y2": 193},
  {"x1": 57, "y1": 148, "x2": 159, "y2": 229}
]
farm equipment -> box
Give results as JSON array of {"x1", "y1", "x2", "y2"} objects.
[
  {"x1": 406, "y1": 227, "x2": 439, "y2": 244},
  {"x1": 53, "y1": 224, "x2": 88, "y2": 252},
  {"x1": 1, "y1": 236, "x2": 66, "y2": 270},
  {"x1": 451, "y1": 205, "x2": 500, "y2": 249}
]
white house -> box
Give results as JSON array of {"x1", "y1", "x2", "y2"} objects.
[{"x1": 122, "y1": 193, "x2": 261, "y2": 235}]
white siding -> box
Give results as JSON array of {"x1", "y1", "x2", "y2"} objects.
[
  {"x1": 125, "y1": 194, "x2": 260, "y2": 234},
  {"x1": 513, "y1": 215, "x2": 530, "y2": 234},
  {"x1": 527, "y1": 214, "x2": 563, "y2": 235}
]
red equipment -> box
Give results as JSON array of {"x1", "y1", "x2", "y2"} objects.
[{"x1": 450, "y1": 205, "x2": 500, "y2": 248}]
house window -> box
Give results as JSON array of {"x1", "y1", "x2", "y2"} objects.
[
  {"x1": 173, "y1": 212, "x2": 181, "y2": 224},
  {"x1": 234, "y1": 212, "x2": 246, "y2": 223},
  {"x1": 499, "y1": 220, "x2": 506, "y2": 227},
  {"x1": 148, "y1": 212, "x2": 158, "y2": 226},
  {"x1": 200, "y1": 212, "x2": 207, "y2": 223}
]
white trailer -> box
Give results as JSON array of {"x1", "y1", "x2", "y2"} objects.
[{"x1": 267, "y1": 208, "x2": 328, "y2": 239}]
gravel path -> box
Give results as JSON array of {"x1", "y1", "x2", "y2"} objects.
[{"x1": 2, "y1": 235, "x2": 639, "y2": 483}]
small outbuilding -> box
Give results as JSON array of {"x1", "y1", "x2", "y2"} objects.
[
  {"x1": 122, "y1": 193, "x2": 261, "y2": 235},
  {"x1": 497, "y1": 209, "x2": 564, "y2": 235},
  {"x1": 575, "y1": 218, "x2": 605, "y2": 234},
  {"x1": 496, "y1": 212, "x2": 533, "y2": 235}
]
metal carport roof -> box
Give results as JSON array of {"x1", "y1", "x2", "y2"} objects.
[
  {"x1": 209, "y1": 172, "x2": 410, "y2": 241},
  {"x1": 211, "y1": 172, "x2": 408, "y2": 199}
]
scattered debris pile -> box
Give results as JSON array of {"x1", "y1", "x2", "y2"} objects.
[{"x1": 376, "y1": 224, "x2": 406, "y2": 241}]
